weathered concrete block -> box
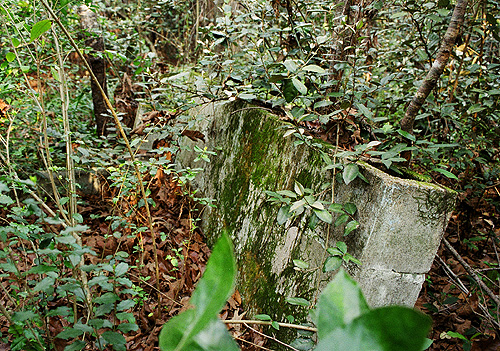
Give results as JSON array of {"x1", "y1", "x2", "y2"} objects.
[{"x1": 177, "y1": 101, "x2": 455, "y2": 317}]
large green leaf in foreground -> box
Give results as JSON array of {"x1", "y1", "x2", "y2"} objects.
[
  {"x1": 159, "y1": 232, "x2": 238, "y2": 351},
  {"x1": 313, "y1": 268, "x2": 431, "y2": 351}
]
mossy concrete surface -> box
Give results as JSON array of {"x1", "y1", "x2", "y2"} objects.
[{"x1": 176, "y1": 101, "x2": 456, "y2": 318}]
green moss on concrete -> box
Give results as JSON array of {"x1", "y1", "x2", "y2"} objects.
[{"x1": 187, "y1": 100, "x2": 455, "y2": 343}]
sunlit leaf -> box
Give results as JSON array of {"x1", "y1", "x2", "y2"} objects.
[
  {"x1": 277, "y1": 205, "x2": 291, "y2": 225},
  {"x1": 432, "y1": 168, "x2": 458, "y2": 180},
  {"x1": 292, "y1": 78, "x2": 307, "y2": 95},
  {"x1": 286, "y1": 297, "x2": 310, "y2": 306},
  {"x1": 302, "y1": 65, "x2": 326, "y2": 74},
  {"x1": 313, "y1": 208, "x2": 333, "y2": 224},
  {"x1": 255, "y1": 314, "x2": 272, "y2": 321},
  {"x1": 343, "y1": 164, "x2": 360, "y2": 185},
  {"x1": 30, "y1": 20, "x2": 52, "y2": 42},
  {"x1": 6, "y1": 52, "x2": 15, "y2": 63},
  {"x1": 293, "y1": 259, "x2": 309, "y2": 269},
  {"x1": 284, "y1": 59, "x2": 298, "y2": 73},
  {"x1": 344, "y1": 220, "x2": 360, "y2": 236},
  {"x1": 323, "y1": 256, "x2": 342, "y2": 272}
]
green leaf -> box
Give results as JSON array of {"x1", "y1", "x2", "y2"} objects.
[
  {"x1": 271, "y1": 321, "x2": 280, "y2": 330},
  {"x1": 0, "y1": 262, "x2": 18, "y2": 275},
  {"x1": 336, "y1": 241, "x2": 347, "y2": 254},
  {"x1": 302, "y1": 65, "x2": 326, "y2": 74},
  {"x1": 192, "y1": 318, "x2": 240, "y2": 351},
  {"x1": 308, "y1": 212, "x2": 320, "y2": 229},
  {"x1": 293, "y1": 259, "x2": 309, "y2": 269},
  {"x1": 277, "y1": 205, "x2": 291, "y2": 225},
  {"x1": 116, "y1": 299, "x2": 136, "y2": 311},
  {"x1": 160, "y1": 313, "x2": 239, "y2": 351},
  {"x1": 12, "y1": 311, "x2": 38, "y2": 322},
  {"x1": 57, "y1": 327, "x2": 84, "y2": 340},
  {"x1": 46, "y1": 306, "x2": 71, "y2": 317},
  {"x1": 56, "y1": 235, "x2": 77, "y2": 245},
  {"x1": 343, "y1": 203, "x2": 357, "y2": 215},
  {"x1": 94, "y1": 292, "x2": 119, "y2": 304},
  {"x1": 327, "y1": 247, "x2": 343, "y2": 256},
  {"x1": 117, "y1": 322, "x2": 139, "y2": 333},
  {"x1": 432, "y1": 168, "x2": 458, "y2": 180},
  {"x1": 290, "y1": 337, "x2": 315, "y2": 350},
  {"x1": 34, "y1": 276, "x2": 55, "y2": 292},
  {"x1": 254, "y1": 314, "x2": 272, "y2": 321},
  {"x1": 30, "y1": 20, "x2": 52, "y2": 42},
  {"x1": 313, "y1": 208, "x2": 333, "y2": 224},
  {"x1": 292, "y1": 78, "x2": 307, "y2": 95},
  {"x1": 310, "y1": 201, "x2": 324, "y2": 210},
  {"x1": 60, "y1": 225, "x2": 89, "y2": 236},
  {"x1": 72, "y1": 213, "x2": 83, "y2": 223},
  {"x1": 276, "y1": 190, "x2": 297, "y2": 198},
  {"x1": 11, "y1": 38, "x2": 20, "y2": 48},
  {"x1": 334, "y1": 214, "x2": 349, "y2": 227},
  {"x1": 115, "y1": 262, "x2": 129, "y2": 276},
  {"x1": 71, "y1": 323, "x2": 92, "y2": 334},
  {"x1": 294, "y1": 181, "x2": 305, "y2": 196},
  {"x1": 63, "y1": 340, "x2": 86, "y2": 351},
  {"x1": 116, "y1": 312, "x2": 135, "y2": 322},
  {"x1": 290, "y1": 199, "x2": 306, "y2": 213},
  {"x1": 344, "y1": 220, "x2": 360, "y2": 236},
  {"x1": 313, "y1": 269, "x2": 369, "y2": 339},
  {"x1": 101, "y1": 331, "x2": 126, "y2": 346},
  {"x1": 315, "y1": 306, "x2": 431, "y2": 351},
  {"x1": 343, "y1": 163, "x2": 360, "y2": 185},
  {"x1": 284, "y1": 59, "x2": 298, "y2": 73},
  {"x1": 239, "y1": 93, "x2": 256, "y2": 100},
  {"x1": 329, "y1": 203, "x2": 345, "y2": 213},
  {"x1": 6, "y1": 52, "x2": 15, "y2": 63},
  {"x1": 344, "y1": 254, "x2": 362, "y2": 265},
  {"x1": 355, "y1": 103, "x2": 373, "y2": 120},
  {"x1": 323, "y1": 256, "x2": 342, "y2": 272},
  {"x1": 159, "y1": 232, "x2": 236, "y2": 351},
  {"x1": 286, "y1": 297, "x2": 310, "y2": 306},
  {"x1": 446, "y1": 331, "x2": 468, "y2": 341},
  {"x1": 282, "y1": 79, "x2": 299, "y2": 102},
  {"x1": 397, "y1": 129, "x2": 416, "y2": 142},
  {"x1": 0, "y1": 194, "x2": 14, "y2": 205}
]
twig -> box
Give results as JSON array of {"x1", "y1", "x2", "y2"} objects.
[
  {"x1": 436, "y1": 255, "x2": 469, "y2": 295},
  {"x1": 443, "y1": 238, "x2": 500, "y2": 306},
  {"x1": 436, "y1": 253, "x2": 500, "y2": 330},
  {"x1": 243, "y1": 322, "x2": 300, "y2": 351},
  {"x1": 233, "y1": 336, "x2": 273, "y2": 351},
  {"x1": 223, "y1": 320, "x2": 317, "y2": 333}
]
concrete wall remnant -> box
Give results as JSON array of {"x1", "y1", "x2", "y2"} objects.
[{"x1": 176, "y1": 101, "x2": 456, "y2": 319}]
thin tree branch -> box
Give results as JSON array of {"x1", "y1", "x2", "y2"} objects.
[
  {"x1": 443, "y1": 238, "x2": 500, "y2": 307},
  {"x1": 400, "y1": 0, "x2": 469, "y2": 162},
  {"x1": 223, "y1": 319, "x2": 317, "y2": 333}
]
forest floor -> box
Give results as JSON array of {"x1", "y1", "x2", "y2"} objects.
[{"x1": 415, "y1": 182, "x2": 500, "y2": 351}]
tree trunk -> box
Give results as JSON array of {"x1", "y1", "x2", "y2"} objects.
[
  {"x1": 400, "y1": 0, "x2": 469, "y2": 161},
  {"x1": 78, "y1": 5, "x2": 109, "y2": 136}
]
